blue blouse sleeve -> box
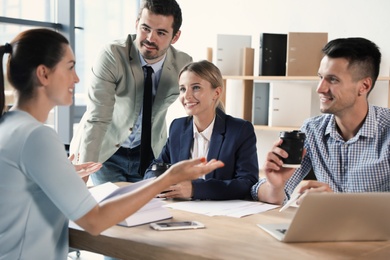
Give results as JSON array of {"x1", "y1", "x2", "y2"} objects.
[{"x1": 21, "y1": 125, "x2": 97, "y2": 221}]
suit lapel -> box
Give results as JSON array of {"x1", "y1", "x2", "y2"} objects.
[
  {"x1": 153, "y1": 47, "x2": 178, "y2": 112},
  {"x1": 179, "y1": 118, "x2": 193, "y2": 161},
  {"x1": 128, "y1": 35, "x2": 144, "y2": 114},
  {"x1": 208, "y1": 109, "x2": 226, "y2": 163}
]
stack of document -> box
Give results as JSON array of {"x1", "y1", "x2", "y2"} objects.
[
  {"x1": 88, "y1": 179, "x2": 172, "y2": 227},
  {"x1": 165, "y1": 200, "x2": 278, "y2": 218}
]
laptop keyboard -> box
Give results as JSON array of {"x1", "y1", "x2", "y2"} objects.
[{"x1": 277, "y1": 229, "x2": 287, "y2": 234}]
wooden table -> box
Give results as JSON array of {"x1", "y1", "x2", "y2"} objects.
[{"x1": 69, "y1": 202, "x2": 390, "y2": 260}]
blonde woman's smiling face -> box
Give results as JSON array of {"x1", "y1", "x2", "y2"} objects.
[{"x1": 179, "y1": 71, "x2": 219, "y2": 118}]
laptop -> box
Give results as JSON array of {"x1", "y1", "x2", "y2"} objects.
[{"x1": 258, "y1": 192, "x2": 390, "y2": 242}]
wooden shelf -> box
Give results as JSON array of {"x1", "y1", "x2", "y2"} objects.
[
  {"x1": 5, "y1": 90, "x2": 14, "y2": 106},
  {"x1": 220, "y1": 47, "x2": 390, "y2": 124},
  {"x1": 254, "y1": 125, "x2": 299, "y2": 132},
  {"x1": 223, "y1": 75, "x2": 390, "y2": 81},
  {"x1": 222, "y1": 75, "x2": 390, "y2": 129},
  {"x1": 223, "y1": 75, "x2": 316, "y2": 81}
]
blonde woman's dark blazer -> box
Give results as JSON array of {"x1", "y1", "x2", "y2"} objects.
[{"x1": 145, "y1": 108, "x2": 259, "y2": 200}]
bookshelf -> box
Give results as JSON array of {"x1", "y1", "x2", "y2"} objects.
[
  {"x1": 222, "y1": 75, "x2": 390, "y2": 82},
  {"x1": 222, "y1": 75, "x2": 390, "y2": 130},
  {"x1": 222, "y1": 74, "x2": 390, "y2": 169},
  {"x1": 211, "y1": 46, "x2": 390, "y2": 131},
  {"x1": 211, "y1": 40, "x2": 390, "y2": 166}
]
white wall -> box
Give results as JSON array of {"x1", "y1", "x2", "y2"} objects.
[
  {"x1": 166, "y1": 0, "x2": 390, "y2": 167},
  {"x1": 175, "y1": 0, "x2": 390, "y2": 75}
]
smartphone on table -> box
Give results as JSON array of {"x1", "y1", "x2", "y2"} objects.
[{"x1": 150, "y1": 221, "x2": 205, "y2": 231}]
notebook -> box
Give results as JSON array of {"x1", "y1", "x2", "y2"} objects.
[
  {"x1": 258, "y1": 192, "x2": 390, "y2": 242},
  {"x1": 259, "y1": 33, "x2": 287, "y2": 76},
  {"x1": 286, "y1": 32, "x2": 328, "y2": 76},
  {"x1": 88, "y1": 178, "x2": 172, "y2": 227}
]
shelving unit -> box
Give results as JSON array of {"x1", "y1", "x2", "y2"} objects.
[
  {"x1": 5, "y1": 90, "x2": 14, "y2": 107},
  {"x1": 253, "y1": 124, "x2": 298, "y2": 132},
  {"x1": 209, "y1": 46, "x2": 390, "y2": 131},
  {"x1": 223, "y1": 75, "x2": 390, "y2": 82},
  {"x1": 222, "y1": 74, "x2": 390, "y2": 131},
  {"x1": 221, "y1": 74, "x2": 390, "y2": 168},
  {"x1": 209, "y1": 41, "x2": 390, "y2": 166},
  {"x1": 223, "y1": 76, "x2": 319, "y2": 81}
]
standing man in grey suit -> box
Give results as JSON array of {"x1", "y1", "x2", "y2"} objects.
[{"x1": 70, "y1": 0, "x2": 192, "y2": 185}]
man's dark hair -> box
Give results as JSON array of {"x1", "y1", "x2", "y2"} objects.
[
  {"x1": 322, "y1": 37, "x2": 381, "y2": 92},
  {"x1": 138, "y1": 0, "x2": 182, "y2": 37}
]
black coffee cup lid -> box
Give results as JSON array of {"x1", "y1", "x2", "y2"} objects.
[{"x1": 280, "y1": 130, "x2": 306, "y2": 139}]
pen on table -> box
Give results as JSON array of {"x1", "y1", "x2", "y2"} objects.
[{"x1": 279, "y1": 193, "x2": 302, "y2": 212}]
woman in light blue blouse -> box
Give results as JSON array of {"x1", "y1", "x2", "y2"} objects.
[{"x1": 0, "y1": 28, "x2": 223, "y2": 260}]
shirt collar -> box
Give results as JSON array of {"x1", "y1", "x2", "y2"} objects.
[
  {"x1": 192, "y1": 116, "x2": 216, "y2": 141},
  {"x1": 326, "y1": 104, "x2": 376, "y2": 141},
  {"x1": 357, "y1": 104, "x2": 377, "y2": 138},
  {"x1": 139, "y1": 52, "x2": 166, "y2": 74}
]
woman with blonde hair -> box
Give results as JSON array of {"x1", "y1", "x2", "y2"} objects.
[{"x1": 145, "y1": 60, "x2": 258, "y2": 200}]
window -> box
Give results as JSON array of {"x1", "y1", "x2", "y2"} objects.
[
  {"x1": 1, "y1": 0, "x2": 55, "y2": 21},
  {"x1": 74, "y1": 0, "x2": 138, "y2": 106},
  {"x1": 1, "y1": 0, "x2": 139, "y2": 143}
]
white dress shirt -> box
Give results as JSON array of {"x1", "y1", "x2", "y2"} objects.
[{"x1": 191, "y1": 117, "x2": 215, "y2": 179}]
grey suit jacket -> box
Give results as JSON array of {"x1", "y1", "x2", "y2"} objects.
[{"x1": 70, "y1": 34, "x2": 192, "y2": 163}]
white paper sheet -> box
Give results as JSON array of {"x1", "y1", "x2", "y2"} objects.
[{"x1": 165, "y1": 200, "x2": 278, "y2": 218}]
